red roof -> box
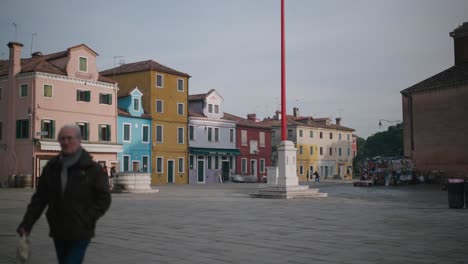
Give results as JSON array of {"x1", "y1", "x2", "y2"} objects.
[
  {"x1": 223, "y1": 113, "x2": 271, "y2": 129},
  {"x1": 100, "y1": 60, "x2": 190, "y2": 78}
]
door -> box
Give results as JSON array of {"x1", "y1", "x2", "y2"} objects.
[
  {"x1": 250, "y1": 160, "x2": 257, "y2": 176},
  {"x1": 167, "y1": 160, "x2": 174, "y2": 183},
  {"x1": 222, "y1": 161, "x2": 230, "y2": 182},
  {"x1": 309, "y1": 165, "x2": 314, "y2": 179},
  {"x1": 197, "y1": 157, "x2": 205, "y2": 183},
  {"x1": 132, "y1": 161, "x2": 140, "y2": 172}
]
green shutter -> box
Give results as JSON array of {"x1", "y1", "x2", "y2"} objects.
[
  {"x1": 98, "y1": 125, "x2": 102, "y2": 141},
  {"x1": 25, "y1": 120, "x2": 29, "y2": 139},
  {"x1": 86, "y1": 91, "x2": 91, "y2": 102},
  {"x1": 76, "y1": 90, "x2": 80, "y2": 101},
  {"x1": 16, "y1": 120, "x2": 21, "y2": 138},
  {"x1": 51, "y1": 120, "x2": 55, "y2": 139},
  {"x1": 108, "y1": 94, "x2": 112, "y2": 105},
  {"x1": 85, "y1": 123, "x2": 89, "y2": 140},
  {"x1": 107, "y1": 125, "x2": 111, "y2": 141},
  {"x1": 40, "y1": 120, "x2": 44, "y2": 139}
]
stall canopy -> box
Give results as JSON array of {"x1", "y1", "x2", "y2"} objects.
[{"x1": 189, "y1": 147, "x2": 240, "y2": 155}]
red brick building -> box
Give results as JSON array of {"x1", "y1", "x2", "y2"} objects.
[
  {"x1": 401, "y1": 22, "x2": 468, "y2": 177},
  {"x1": 223, "y1": 113, "x2": 272, "y2": 182}
]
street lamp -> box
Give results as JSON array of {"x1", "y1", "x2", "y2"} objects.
[{"x1": 378, "y1": 119, "x2": 401, "y2": 128}]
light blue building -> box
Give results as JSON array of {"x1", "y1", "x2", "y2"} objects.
[
  {"x1": 188, "y1": 89, "x2": 239, "y2": 184},
  {"x1": 117, "y1": 88, "x2": 151, "y2": 173}
]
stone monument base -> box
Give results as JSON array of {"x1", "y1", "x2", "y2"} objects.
[
  {"x1": 251, "y1": 185, "x2": 327, "y2": 199},
  {"x1": 112, "y1": 173, "x2": 159, "y2": 193}
]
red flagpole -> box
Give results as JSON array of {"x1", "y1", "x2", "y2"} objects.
[{"x1": 281, "y1": 0, "x2": 287, "y2": 141}]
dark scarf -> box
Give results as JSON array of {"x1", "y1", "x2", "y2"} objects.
[{"x1": 59, "y1": 147, "x2": 83, "y2": 194}]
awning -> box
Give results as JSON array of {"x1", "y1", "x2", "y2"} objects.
[{"x1": 189, "y1": 147, "x2": 240, "y2": 155}]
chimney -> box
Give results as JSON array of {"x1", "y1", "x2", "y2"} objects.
[
  {"x1": 247, "y1": 113, "x2": 257, "y2": 121},
  {"x1": 7, "y1": 42, "x2": 23, "y2": 77},
  {"x1": 275, "y1": 110, "x2": 281, "y2": 120},
  {"x1": 335, "y1": 117, "x2": 342, "y2": 126},
  {"x1": 31, "y1": 51, "x2": 43, "y2": 57},
  {"x1": 450, "y1": 22, "x2": 468, "y2": 65},
  {"x1": 293, "y1": 107, "x2": 299, "y2": 118}
]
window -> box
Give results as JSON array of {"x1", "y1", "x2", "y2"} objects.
[
  {"x1": 250, "y1": 140, "x2": 258, "y2": 154},
  {"x1": 156, "y1": 125, "x2": 163, "y2": 143},
  {"x1": 260, "y1": 159, "x2": 265, "y2": 173},
  {"x1": 319, "y1": 132, "x2": 323, "y2": 139},
  {"x1": 0, "y1": 122, "x2": 2, "y2": 140},
  {"x1": 339, "y1": 133, "x2": 342, "y2": 140},
  {"x1": 229, "y1": 156, "x2": 234, "y2": 169},
  {"x1": 207, "y1": 156, "x2": 212, "y2": 169},
  {"x1": 156, "y1": 100, "x2": 163, "y2": 113},
  {"x1": 123, "y1": 123, "x2": 131, "y2": 142},
  {"x1": 142, "y1": 156, "x2": 149, "y2": 172},
  {"x1": 347, "y1": 134, "x2": 350, "y2": 140},
  {"x1": 215, "y1": 156, "x2": 219, "y2": 169},
  {"x1": 79, "y1": 57, "x2": 87, "y2": 72},
  {"x1": 214, "y1": 105, "x2": 219, "y2": 114},
  {"x1": 177, "y1": 103, "x2": 184, "y2": 115},
  {"x1": 309, "y1": 131, "x2": 313, "y2": 138},
  {"x1": 99, "y1": 124, "x2": 111, "y2": 141},
  {"x1": 229, "y1": 128, "x2": 234, "y2": 143},
  {"x1": 299, "y1": 145, "x2": 303, "y2": 155},
  {"x1": 77, "y1": 90, "x2": 91, "y2": 102},
  {"x1": 177, "y1": 79, "x2": 184, "y2": 91},
  {"x1": 299, "y1": 130, "x2": 303, "y2": 137},
  {"x1": 16, "y1": 119, "x2": 29, "y2": 139},
  {"x1": 189, "y1": 155, "x2": 194, "y2": 169},
  {"x1": 41, "y1": 119, "x2": 55, "y2": 139},
  {"x1": 320, "y1": 147, "x2": 323, "y2": 155},
  {"x1": 99, "y1": 93, "x2": 112, "y2": 105},
  {"x1": 178, "y1": 127, "x2": 184, "y2": 144},
  {"x1": 329, "y1": 147, "x2": 333, "y2": 155},
  {"x1": 339, "y1": 148, "x2": 342, "y2": 156},
  {"x1": 208, "y1": 127, "x2": 213, "y2": 141},
  {"x1": 347, "y1": 148, "x2": 351, "y2": 156},
  {"x1": 214, "y1": 127, "x2": 219, "y2": 141},
  {"x1": 208, "y1": 104, "x2": 213, "y2": 113},
  {"x1": 329, "y1": 133, "x2": 333, "y2": 139},
  {"x1": 20, "y1": 84, "x2": 27, "y2": 97},
  {"x1": 299, "y1": 165, "x2": 304, "y2": 175},
  {"x1": 189, "y1": 125, "x2": 194, "y2": 140},
  {"x1": 156, "y1": 157, "x2": 163, "y2": 173},
  {"x1": 77, "y1": 122, "x2": 89, "y2": 140},
  {"x1": 142, "y1": 125, "x2": 149, "y2": 143},
  {"x1": 272, "y1": 131, "x2": 276, "y2": 138},
  {"x1": 123, "y1": 156, "x2": 130, "y2": 172},
  {"x1": 287, "y1": 129, "x2": 293, "y2": 139},
  {"x1": 241, "y1": 158, "x2": 247, "y2": 173},
  {"x1": 133, "y1": 98, "x2": 140, "y2": 111},
  {"x1": 241, "y1": 130, "x2": 247, "y2": 146},
  {"x1": 310, "y1": 146, "x2": 314, "y2": 155},
  {"x1": 43, "y1": 84, "x2": 53, "y2": 97},
  {"x1": 178, "y1": 157, "x2": 184, "y2": 173},
  {"x1": 156, "y1": 74, "x2": 163, "y2": 88},
  {"x1": 259, "y1": 132, "x2": 265, "y2": 147}
]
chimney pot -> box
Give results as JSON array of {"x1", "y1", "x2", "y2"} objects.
[
  {"x1": 450, "y1": 22, "x2": 468, "y2": 65},
  {"x1": 247, "y1": 113, "x2": 257, "y2": 121},
  {"x1": 31, "y1": 51, "x2": 43, "y2": 57},
  {"x1": 336, "y1": 117, "x2": 342, "y2": 126}
]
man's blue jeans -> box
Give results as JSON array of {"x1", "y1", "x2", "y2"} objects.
[{"x1": 53, "y1": 239, "x2": 90, "y2": 264}]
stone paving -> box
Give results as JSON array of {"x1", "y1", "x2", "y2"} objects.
[{"x1": 1, "y1": 182, "x2": 467, "y2": 264}]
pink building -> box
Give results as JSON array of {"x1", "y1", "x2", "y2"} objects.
[{"x1": 0, "y1": 42, "x2": 122, "y2": 187}]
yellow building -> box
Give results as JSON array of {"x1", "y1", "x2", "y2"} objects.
[{"x1": 101, "y1": 60, "x2": 190, "y2": 184}]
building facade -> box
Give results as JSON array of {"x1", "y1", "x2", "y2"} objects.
[
  {"x1": 267, "y1": 109, "x2": 355, "y2": 181},
  {"x1": 0, "y1": 42, "x2": 121, "y2": 186},
  {"x1": 401, "y1": 22, "x2": 468, "y2": 177},
  {"x1": 101, "y1": 60, "x2": 190, "y2": 185},
  {"x1": 223, "y1": 113, "x2": 272, "y2": 182},
  {"x1": 188, "y1": 90, "x2": 239, "y2": 183},
  {"x1": 117, "y1": 88, "x2": 152, "y2": 173}
]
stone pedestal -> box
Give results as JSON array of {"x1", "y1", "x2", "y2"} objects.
[
  {"x1": 112, "y1": 173, "x2": 158, "y2": 193},
  {"x1": 251, "y1": 141, "x2": 327, "y2": 199}
]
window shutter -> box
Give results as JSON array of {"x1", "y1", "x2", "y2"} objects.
[
  {"x1": 51, "y1": 120, "x2": 55, "y2": 139},
  {"x1": 107, "y1": 125, "x2": 111, "y2": 141},
  {"x1": 86, "y1": 91, "x2": 91, "y2": 102},
  {"x1": 98, "y1": 125, "x2": 102, "y2": 141},
  {"x1": 76, "y1": 90, "x2": 80, "y2": 101},
  {"x1": 108, "y1": 94, "x2": 112, "y2": 105},
  {"x1": 85, "y1": 123, "x2": 89, "y2": 140},
  {"x1": 25, "y1": 120, "x2": 29, "y2": 138},
  {"x1": 16, "y1": 120, "x2": 21, "y2": 138}
]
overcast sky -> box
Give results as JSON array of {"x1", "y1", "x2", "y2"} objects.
[{"x1": 1, "y1": 0, "x2": 467, "y2": 138}]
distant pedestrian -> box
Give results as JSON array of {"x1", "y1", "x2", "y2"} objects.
[
  {"x1": 313, "y1": 171, "x2": 320, "y2": 182},
  {"x1": 17, "y1": 124, "x2": 111, "y2": 264}
]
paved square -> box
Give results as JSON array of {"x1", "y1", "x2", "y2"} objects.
[{"x1": 1, "y1": 182, "x2": 467, "y2": 264}]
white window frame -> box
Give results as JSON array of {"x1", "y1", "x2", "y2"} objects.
[
  {"x1": 189, "y1": 125, "x2": 194, "y2": 141},
  {"x1": 214, "y1": 127, "x2": 219, "y2": 142},
  {"x1": 133, "y1": 98, "x2": 140, "y2": 111},
  {"x1": 77, "y1": 121, "x2": 89, "y2": 141},
  {"x1": 79, "y1": 56, "x2": 88, "y2": 72},
  {"x1": 339, "y1": 133, "x2": 342, "y2": 140},
  {"x1": 177, "y1": 103, "x2": 184, "y2": 115},
  {"x1": 299, "y1": 129, "x2": 303, "y2": 137},
  {"x1": 142, "y1": 125, "x2": 150, "y2": 143},
  {"x1": 99, "y1": 124, "x2": 111, "y2": 142},
  {"x1": 207, "y1": 127, "x2": 213, "y2": 142},
  {"x1": 156, "y1": 74, "x2": 164, "y2": 88},
  {"x1": 241, "y1": 158, "x2": 247, "y2": 173},
  {"x1": 214, "y1": 105, "x2": 219, "y2": 114},
  {"x1": 208, "y1": 104, "x2": 213, "y2": 113},
  {"x1": 156, "y1": 156, "x2": 164, "y2": 173},
  {"x1": 156, "y1": 100, "x2": 164, "y2": 113},
  {"x1": 156, "y1": 124, "x2": 163, "y2": 143},
  {"x1": 177, "y1": 127, "x2": 184, "y2": 144},
  {"x1": 43, "y1": 83, "x2": 54, "y2": 98},
  {"x1": 260, "y1": 159, "x2": 265, "y2": 173},
  {"x1": 178, "y1": 157, "x2": 184, "y2": 173},
  {"x1": 347, "y1": 134, "x2": 350, "y2": 140},
  {"x1": 123, "y1": 123, "x2": 131, "y2": 142},
  {"x1": 230, "y1": 128, "x2": 234, "y2": 143},
  {"x1": 177, "y1": 78, "x2": 184, "y2": 92},
  {"x1": 299, "y1": 145, "x2": 303, "y2": 155}
]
